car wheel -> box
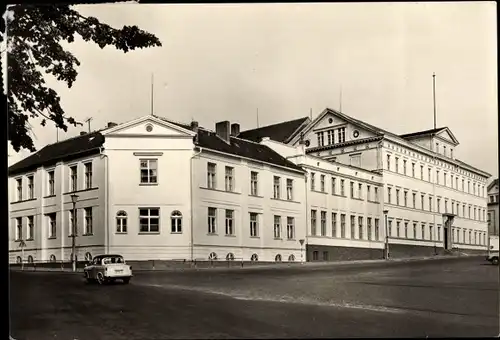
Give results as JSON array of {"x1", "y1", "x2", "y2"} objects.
[
  {"x1": 123, "y1": 277, "x2": 130, "y2": 284},
  {"x1": 96, "y1": 272, "x2": 105, "y2": 285},
  {"x1": 492, "y1": 257, "x2": 499, "y2": 265}
]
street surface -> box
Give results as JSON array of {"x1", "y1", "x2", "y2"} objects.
[{"x1": 9, "y1": 257, "x2": 499, "y2": 339}]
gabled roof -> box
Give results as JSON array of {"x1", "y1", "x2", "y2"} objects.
[
  {"x1": 237, "y1": 117, "x2": 310, "y2": 143},
  {"x1": 488, "y1": 179, "x2": 498, "y2": 191},
  {"x1": 400, "y1": 126, "x2": 459, "y2": 145},
  {"x1": 158, "y1": 117, "x2": 304, "y2": 172},
  {"x1": 8, "y1": 131, "x2": 105, "y2": 176}
]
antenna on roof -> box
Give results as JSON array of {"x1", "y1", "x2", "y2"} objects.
[
  {"x1": 432, "y1": 73, "x2": 437, "y2": 130},
  {"x1": 309, "y1": 108, "x2": 313, "y2": 120},
  {"x1": 256, "y1": 108, "x2": 259, "y2": 128},
  {"x1": 85, "y1": 117, "x2": 93, "y2": 133},
  {"x1": 150, "y1": 73, "x2": 155, "y2": 116}
]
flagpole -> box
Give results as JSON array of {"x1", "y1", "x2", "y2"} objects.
[{"x1": 433, "y1": 73, "x2": 436, "y2": 130}]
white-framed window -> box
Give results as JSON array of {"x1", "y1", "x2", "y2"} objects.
[
  {"x1": 15, "y1": 217, "x2": 22, "y2": 241},
  {"x1": 386, "y1": 154, "x2": 391, "y2": 170},
  {"x1": 273, "y1": 176, "x2": 281, "y2": 199},
  {"x1": 437, "y1": 198, "x2": 441, "y2": 213},
  {"x1": 317, "y1": 131, "x2": 324, "y2": 146},
  {"x1": 287, "y1": 217, "x2": 295, "y2": 239},
  {"x1": 47, "y1": 213, "x2": 56, "y2": 238},
  {"x1": 27, "y1": 175, "x2": 34, "y2": 199},
  {"x1": 84, "y1": 162, "x2": 93, "y2": 189},
  {"x1": 84, "y1": 207, "x2": 93, "y2": 235},
  {"x1": 286, "y1": 179, "x2": 293, "y2": 200},
  {"x1": 225, "y1": 166, "x2": 234, "y2": 192},
  {"x1": 225, "y1": 209, "x2": 233, "y2": 235},
  {"x1": 207, "y1": 163, "x2": 216, "y2": 189},
  {"x1": 358, "y1": 216, "x2": 364, "y2": 239},
  {"x1": 327, "y1": 130, "x2": 333, "y2": 145},
  {"x1": 420, "y1": 165, "x2": 424, "y2": 179},
  {"x1": 374, "y1": 218, "x2": 379, "y2": 240},
  {"x1": 388, "y1": 220, "x2": 393, "y2": 237},
  {"x1": 429, "y1": 196, "x2": 433, "y2": 211},
  {"x1": 341, "y1": 214, "x2": 346, "y2": 238},
  {"x1": 340, "y1": 179, "x2": 345, "y2": 196},
  {"x1": 320, "y1": 211, "x2": 327, "y2": 236},
  {"x1": 69, "y1": 209, "x2": 77, "y2": 236},
  {"x1": 47, "y1": 170, "x2": 55, "y2": 196},
  {"x1": 421, "y1": 194, "x2": 425, "y2": 210},
  {"x1": 250, "y1": 212, "x2": 259, "y2": 237},
  {"x1": 16, "y1": 178, "x2": 22, "y2": 201},
  {"x1": 412, "y1": 163, "x2": 415, "y2": 177},
  {"x1": 428, "y1": 168, "x2": 431, "y2": 182},
  {"x1": 320, "y1": 175, "x2": 325, "y2": 192},
  {"x1": 208, "y1": 207, "x2": 217, "y2": 234},
  {"x1": 250, "y1": 253, "x2": 259, "y2": 262},
  {"x1": 274, "y1": 215, "x2": 281, "y2": 239},
  {"x1": 436, "y1": 170, "x2": 439, "y2": 185},
  {"x1": 332, "y1": 213, "x2": 337, "y2": 237},
  {"x1": 140, "y1": 159, "x2": 158, "y2": 184},
  {"x1": 395, "y1": 188, "x2": 400, "y2": 205},
  {"x1": 404, "y1": 190, "x2": 408, "y2": 206},
  {"x1": 404, "y1": 222, "x2": 408, "y2": 238},
  {"x1": 311, "y1": 210, "x2": 317, "y2": 236},
  {"x1": 374, "y1": 187, "x2": 379, "y2": 202},
  {"x1": 387, "y1": 187, "x2": 392, "y2": 204},
  {"x1": 250, "y1": 171, "x2": 258, "y2": 196},
  {"x1": 367, "y1": 185, "x2": 371, "y2": 201},
  {"x1": 49, "y1": 254, "x2": 56, "y2": 262},
  {"x1": 358, "y1": 183, "x2": 362, "y2": 199},
  {"x1": 27, "y1": 216, "x2": 34, "y2": 240},
  {"x1": 429, "y1": 224, "x2": 434, "y2": 241},
  {"x1": 367, "y1": 217, "x2": 372, "y2": 240},
  {"x1": 288, "y1": 254, "x2": 295, "y2": 262},
  {"x1": 70, "y1": 165, "x2": 78, "y2": 191},
  {"x1": 275, "y1": 254, "x2": 282, "y2": 262},
  {"x1": 139, "y1": 208, "x2": 160, "y2": 233},
  {"x1": 116, "y1": 210, "x2": 128, "y2": 233},
  {"x1": 421, "y1": 223, "x2": 426, "y2": 240},
  {"x1": 171, "y1": 210, "x2": 182, "y2": 233},
  {"x1": 351, "y1": 215, "x2": 356, "y2": 239},
  {"x1": 350, "y1": 181, "x2": 355, "y2": 198},
  {"x1": 310, "y1": 173, "x2": 315, "y2": 190},
  {"x1": 396, "y1": 220, "x2": 400, "y2": 238},
  {"x1": 395, "y1": 157, "x2": 399, "y2": 173},
  {"x1": 338, "y1": 127, "x2": 346, "y2": 143}
]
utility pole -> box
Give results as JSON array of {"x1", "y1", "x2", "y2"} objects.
[
  {"x1": 71, "y1": 194, "x2": 79, "y2": 272},
  {"x1": 85, "y1": 117, "x2": 93, "y2": 133},
  {"x1": 150, "y1": 73, "x2": 155, "y2": 116},
  {"x1": 432, "y1": 73, "x2": 437, "y2": 129}
]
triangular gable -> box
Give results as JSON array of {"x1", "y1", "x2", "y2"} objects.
[
  {"x1": 102, "y1": 115, "x2": 196, "y2": 137},
  {"x1": 436, "y1": 128, "x2": 459, "y2": 145}
]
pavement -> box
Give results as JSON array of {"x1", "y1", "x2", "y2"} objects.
[{"x1": 9, "y1": 256, "x2": 500, "y2": 339}]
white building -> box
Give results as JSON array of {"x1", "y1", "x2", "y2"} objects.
[
  {"x1": 487, "y1": 179, "x2": 499, "y2": 237},
  {"x1": 9, "y1": 115, "x2": 306, "y2": 264}
]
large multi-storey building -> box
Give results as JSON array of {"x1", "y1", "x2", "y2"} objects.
[
  {"x1": 240, "y1": 108, "x2": 491, "y2": 258},
  {"x1": 487, "y1": 179, "x2": 499, "y2": 236},
  {"x1": 9, "y1": 115, "x2": 306, "y2": 264}
]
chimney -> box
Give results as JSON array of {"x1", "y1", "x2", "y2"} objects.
[
  {"x1": 230, "y1": 123, "x2": 240, "y2": 137},
  {"x1": 190, "y1": 120, "x2": 199, "y2": 132},
  {"x1": 80, "y1": 131, "x2": 87, "y2": 136},
  {"x1": 107, "y1": 122, "x2": 117, "y2": 128},
  {"x1": 215, "y1": 121, "x2": 230, "y2": 143}
]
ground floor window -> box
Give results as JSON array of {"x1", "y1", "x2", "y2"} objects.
[
  {"x1": 312, "y1": 251, "x2": 319, "y2": 261},
  {"x1": 208, "y1": 252, "x2": 217, "y2": 260},
  {"x1": 139, "y1": 208, "x2": 160, "y2": 233},
  {"x1": 226, "y1": 253, "x2": 235, "y2": 261},
  {"x1": 49, "y1": 254, "x2": 56, "y2": 262},
  {"x1": 250, "y1": 253, "x2": 259, "y2": 261},
  {"x1": 288, "y1": 254, "x2": 295, "y2": 262},
  {"x1": 275, "y1": 254, "x2": 282, "y2": 262}
]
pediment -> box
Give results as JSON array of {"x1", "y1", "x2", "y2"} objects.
[
  {"x1": 436, "y1": 128, "x2": 459, "y2": 145},
  {"x1": 102, "y1": 115, "x2": 195, "y2": 138}
]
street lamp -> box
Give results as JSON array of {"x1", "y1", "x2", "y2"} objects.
[
  {"x1": 70, "y1": 194, "x2": 79, "y2": 272},
  {"x1": 383, "y1": 209, "x2": 389, "y2": 259}
]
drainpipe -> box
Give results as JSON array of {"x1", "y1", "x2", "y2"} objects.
[
  {"x1": 99, "y1": 147, "x2": 110, "y2": 254},
  {"x1": 304, "y1": 171, "x2": 309, "y2": 263},
  {"x1": 190, "y1": 146, "x2": 203, "y2": 262}
]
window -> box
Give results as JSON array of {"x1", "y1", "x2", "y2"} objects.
[
  {"x1": 288, "y1": 254, "x2": 295, "y2": 262},
  {"x1": 436, "y1": 170, "x2": 439, "y2": 184},
  {"x1": 450, "y1": 174, "x2": 454, "y2": 188},
  {"x1": 468, "y1": 181, "x2": 470, "y2": 193},
  {"x1": 16, "y1": 178, "x2": 22, "y2": 201},
  {"x1": 225, "y1": 166, "x2": 234, "y2": 192},
  {"x1": 396, "y1": 221, "x2": 400, "y2": 237},
  {"x1": 395, "y1": 157, "x2": 399, "y2": 173},
  {"x1": 223, "y1": 210, "x2": 233, "y2": 235},
  {"x1": 437, "y1": 198, "x2": 441, "y2": 213},
  {"x1": 287, "y1": 217, "x2": 295, "y2": 239},
  {"x1": 436, "y1": 142, "x2": 439, "y2": 152},
  {"x1": 273, "y1": 215, "x2": 281, "y2": 238},
  {"x1": 48, "y1": 213, "x2": 56, "y2": 238},
  {"x1": 207, "y1": 163, "x2": 216, "y2": 189},
  {"x1": 332, "y1": 213, "x2": 337, "y2": 237},
  {"x1": 413, "y1": 223, "x2": 417, "y2": 239},
  {"x1": 209, "y1": 252, "x2": 218, "y2": 261},
  {"x1": 27, "y1": 175, "x2": 34, "y2": 199},
  {"x1": 313, "y1": 251, "x2": 319, "y2": 261},
  {"x1": 474, "y1": 231, "x2": 477, "y2": 244},
  {"x1": 388, "y1": 220, "x2": 392, "y2": 237},
  {"x1": 70, "y1": 165, "x2": 78, "y2": 191},
  {"x1": 429, "y1": 196, "x2": 432, "y2": 212},
  {"x1": 428, "y1": 168, "x2": 431, "y2": 182},
  {"x1": 250, "y1": 171, "x2": 258, "y2": 196},
  {"x1": 395, "y1": 189, "x2": 400, "y2": 205},
  {"x1": 116, "y1": 211, "x2": 127, "y2": 233},
  {"x1": 226, "y1": 253, "x2": 235, "y2": 261},
  {"x1": 139, "y1": 208, "x2": 159, "y2": 233},
  {"x1": 444, "y1": 173, "x2": 447, "y2": 186},
  {"x1": 412, "y1": 192, "x2": 416, "y2": 208},
  {"x1": 311, "y1": 210, "x2": 317, "y2": 236},
  {"x1": 420, "y1": 165, "x2": 424, "y2": 179},
  {"x1": 49, "y1": 254, "x2": 56, "y2": 262},
  {"x1": 286, "y1": 179, "x2": 293, "y2": 200},
  {"x1": 358, "y1": 216, "x2": 364, "y2": 239},
  {"x1": 350, "y1": 182, "x2": 355, "y2": 198},
  {"x1": 358, "y1": 183, "x2": 362, "y2": 199},
  {"x1": 15, "y1": 217, "x2": 22, "y2": 241},
  {"x1": 250, "y1": 212, "x2": 258, "y2": 237},
  {"x1": 374, "y1": 187, "x2": 379, "y2": 202},
  {"x1": 367, "y1": 185, "x2": 371, "y2": 201},
  {"x1": 403, "y1": 159, "x2": 407, "y2": 174},
  {"x1": 27, "y1": 216, "x2": 34, "y2": 240},
  {"x1": 338, "y1": 127, "x2": 346, "y2": 143},
  {"x1": 341, "y1": 214, "x2": 346, "y2": 238},
  {"x1": 387, "y1": 187, "x2": 392, "y2": 204},
  {"x1": 375, "y1": 218, "x2": 380, "y2": 240},
  {"x1": 386, "y1": 155, "x2": 391, "y2": 170},
  {"x1": 404, "y1": 222, "x2": 408, "y2": 238},
  {"x1": 275, "y1": 254, "x2": 282, "y2": 262},
  {"x1": 317, "y1": 131, "x2": 325, "y2": 146},
  {"x1": 332, "y1": 177, "x2": 336, "y2": 195},
  {"x1": 412, "y1": 163, "x2": 415, "y2": 177},
  {"x1": 322, "y1": 251, "x2": 329, "y2": 261},
  {"x1": 69, "y1": 209, "x2": 77, "y2": 236},
  {"x1": 421, "y1": 194, "x2": 425, "y2": 210},
  {"x1": 437, "y1": 226, "x2": 441, "y2": 241},
  {"x1": 320, "y1": 211, "x2": 327, "y2": 236},
  {"x1": 327, "y1": 130, "x2": 333, "y2": 145},
  {"x1": 443, "y1": 145, "x2": 446, "y2": 156},
  {"x1": 310, "y1": 173, "x2": 315, "y2": 190},
  {"x1": 84, "y1": 162, "x2": 92, "y2": 189},
  {"x1": 468, "y1": 230, "x2": 472, "y2": 244},
  {"x1": 468, "y1": 206, "x2": 471, "y2": 218},
  {"x1": 340, "y1": 180, "x2": 345, "y2": 196},
  {"x1": 404, "y1": 190, "x2": 408, "y2": 206},
  {"x1": 320, "y1": 175, "x2": 325, "y2": 192},
  {"x1": 367, "y1": 218, "x2": 372, "y2": 240},
  {"x1": 350, "y1": 215, "x2": 356, "y2": 239},
  {"x1": 273, "y1": 176, "x2": 281, "y2": 199},
  {"x1": 171, "y1": 210, "x2": 183, "y2": 233},
  {"x1": 140, "y1": 159, "x2": 157, "y2": 184},
  {"x1": 47, "y1": 170, "x2": 55, "y2": 196},
  {"x1": 250, "y1": 253, "x2": 258, "y2": 262},
  {"x1": 208, "y1": 207, "x2": 217, "y2": 234},
  {"x1": 462, "y1": 179, "x2": 465, "y2": 191},
  {"x1": 429, "y1": 225, "x2": 433, "y2": 241},
  {"x1": 84, "y1": 207, "x2": 93, "y2": 235}
]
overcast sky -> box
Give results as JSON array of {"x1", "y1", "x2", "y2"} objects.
[{"x1": 6, "y1": 2, "x2": 498, "y2": 179}]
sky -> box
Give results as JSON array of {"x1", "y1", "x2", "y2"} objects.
[{"x1": 5, "y1": 2, "x2": 498, "y2": 180}]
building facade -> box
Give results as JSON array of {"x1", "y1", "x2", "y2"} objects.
[{"x1": 487, "y1": 179, "x2": 499, "y2": 237}]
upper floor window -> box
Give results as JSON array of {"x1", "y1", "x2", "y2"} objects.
[
  {"x1": 367, "y1": 185, "x2": 371, "y2": 201},
  {"x1": 47, "y1": 170, "x2": 55, "y2": 196},
  {"x1": 48, "y1": 213, "x2": 57, "y2": 238},
  {"x1": 327, "y1": 130, "x2": 333, "y2": 145},
  {"x1": 317, "y1": 131, "x2": 325, "y2": 147},
  {"x1": 420, "y1": 165, "x2": 424, "y2": 180},
  {"x1": 435, "y1": 142, "x2": 439, "y2": 152},
  {"x1": 395, "y1": 157, "x2": 399, "y2": 173},
  {"x1": 84, "y1": 162, "x2": 93, "y2": 189},
  {"x1": 350, "y1": 182, "x2": 355, "y2": 198},
  {"x1": 338, "y1": 127, "x2": 346, "y2": 143},
  {"x1": 340, "y1": 179, "x2": 345, "y2": 196},
  {"x1": 436, "y1": 170, "x2": 440, "y2": 184},
  {"x1": 274, "y1": 215, "x2": 281, "y2": 239},
  {"x1": 207, "y1": 163, "x2": 216, "y2": 189},
  {"x1": 310, "y1": 173, "x2": 315, "y2": 191},
  {"x1": 358, "y1": 183, "x2": 363, "y2": 199},
  {"x1": 27, "y1": 216, "x2": 34, "y2": 240},
  {"x1": 225, "y1": 166, "x2": 234, "y2": 192},
  {"x1": 15, "y1": 217, "x2": 22, "y2": 241},
  {"x1": 386, "y1": 155, "x2": 391, "y2": 170},
  {"x1": 27, "y1": 175, "x2": 34, "y2": 199},
  {"x1": 286, "y1": 179, "x2": 293, "y2": 200},
  {"x1": 403, "y1": 159, "x2": 407, "y2": 175},
  {"x1": 320, "y1": 175, "x2": 325, "y2": 192},
  {"x1": 250, "y1": 171, "x2": 258, "y2": 196},
  {"x1": 139, "y1": 208, "x2": 160, "y2": 233},
  {"x1": 273, "y1": 176, "x2": 281, "y2": 199},
  {"x1": 70, "y1": 165, "x2": 78, "y2": 191},
  {"x1": 16, "y1": 178, "x2": 22, "y2": 201},
  {"x1": 374, "y1": 187, "x2": 379, "y2": 202},
  {"x1": 208, "y1": 207, "x2": 217, "y2": 234},
  {"x1": 84, "y1": 207, "x2": 93, "y2": 235},
  {"x1": 387, "y1": 187, "x2": 392, "y2": 204},
  {"x1": 287, "y1": 217, "x2": 295, "y2": 240},
  {"x1": 428, "y1": 168, "x2": 431, "y2": 182},
  {"x1": 116, "y1": 210, "x2": 127, "y2": 233},
  {"x1": 171, "y1": 210, "x2": 182, "y2": 233},
  {"x1": 140, "y1": 159, "x2": 157, "y2": 184},
  {"x1": 311, "y1": 210, "x2": 317, "y2": 236},
  {"x1": 250, "y1": 212, "x2": 259, "y2": 237},
  {"x1": 331, "y1": 177, "x2": 336, "y2": 195}
]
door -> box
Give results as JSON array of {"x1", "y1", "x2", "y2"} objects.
[{"x1": 444, "y1": 225, "x2": 449, "y2": 250}]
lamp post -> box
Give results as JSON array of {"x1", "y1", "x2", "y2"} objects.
[
  {"x1": 70, "y1": 194, "x2": 79, "y2": 272},
  {"x1": 383, "y1": 209, "x2": 389, "y2": 259}
]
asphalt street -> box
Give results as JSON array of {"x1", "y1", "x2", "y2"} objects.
[{"x1": 9, "y1": 256, "x2": 500, "y2": 339}]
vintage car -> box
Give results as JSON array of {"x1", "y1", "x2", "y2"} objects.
[{"x1": 83, "y1": 254, "x2": 133, "y2": 284}]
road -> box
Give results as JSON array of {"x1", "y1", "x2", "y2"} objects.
[{"x1": 9, "y1": 257, "x2": 500, "y2": 339}]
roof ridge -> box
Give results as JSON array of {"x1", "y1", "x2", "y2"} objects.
[
  {"x1": 44, "y1": 129, "x2": 105, "y2": 148},
  {"x1": 240, "y1": 116, "x2": 309, "y2": 132}
]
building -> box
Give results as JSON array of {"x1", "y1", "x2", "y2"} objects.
[
  {"x1": 8, "y1": 115, "x2": 306, "y2": 264},
  {"x1": 240, "y1": 107, "x2": 491, "y2": 258},
  {"x1": 487, "y1": 179, "x2": 499, "y2": 236}
]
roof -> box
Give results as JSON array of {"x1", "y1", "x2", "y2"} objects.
[
  {"x1": 488, "y1": 179, "x2": 499, "y2": 191},
  {"x1": 399, "y1": 127, "x2": 447, "y2": 139},
  {"x1": 8, "y1": 131, "x2": 105, "y2": 176},
  {"x1": 237, "y1": 117, "x2": 310, "y2": 143},
  {"x1": 157, "y1": 117, "x2": 304, "y2": 172}
]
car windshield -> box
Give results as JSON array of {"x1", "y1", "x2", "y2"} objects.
[{"x1": 102, "y1": 256, "x2": 125, "y2": 265}]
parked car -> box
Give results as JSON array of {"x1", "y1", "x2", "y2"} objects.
[
  {"x1": 486, "y1": 251, "x2": 499, "y2": 265},
  {"x1": 84, "y1": 254, "x2": 133, "y2": 284}
]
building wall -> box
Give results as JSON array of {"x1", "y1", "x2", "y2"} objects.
[
  {"x1": 191, "y1": 150, "x2": 306, "y2": 262},
  {"x1": 487, "y1": 181, "x2": 499, "y2": 236},
  {"x1": 9, "y1": 153, "x2": 105, "y2": 263}
]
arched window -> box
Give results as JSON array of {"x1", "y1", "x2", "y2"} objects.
[
  {"x1": 116, "y1": 211, "x2": 128, "y2": 233},
  {"x1": 85, "y1": 252, "x2": 92, "y2": 262},
  {"x1": 208, "y1": 252, "x2": 218, "y2": 260},
  {"x1": 250, "y1": 254, "x2": 259, "y2": 262},
  {"x1": 49, "y1": 254, "x2": 57, "y2": 262},
  {"x1": 16, "y1": 256, "x2": 22, "y2": 264},
  {"x1": 226, "y1": 253, "x2": 235, "y2": 261},
  {"x1": 275, "y1": 254, "x2": 282, "y2": 262},
  {"x1": 288, "y1": 254, "x2": 295, "y2": 262},
  {"x1": 171, "y1": 210, "x2": 182, "y2": 233},
  {"x1": 27, "y1": 255, "x2": 34, "y2": 263}
]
